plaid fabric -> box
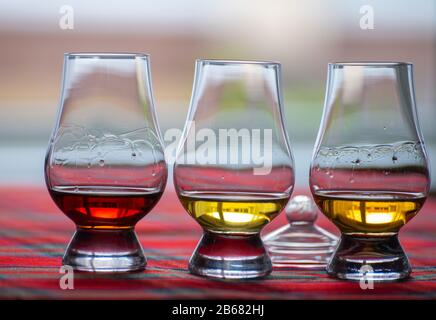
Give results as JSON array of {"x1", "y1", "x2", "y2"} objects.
[{"x1": 0, "y1": 186, "x2": 435, "y2": 300}]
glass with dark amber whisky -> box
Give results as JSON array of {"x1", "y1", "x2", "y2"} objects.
[
  {"x1": 50, "y1": 186, "x2": 164, "y2": 229},
  {"x1": 174, "y1": 60, "x2": 295, "y2": 279},
  {"x1": 45, "y1": 53, "x2": 167, "y2": 272},
  {"x1": 310, "y1": 62, "x2": 430, "y2": 281}
]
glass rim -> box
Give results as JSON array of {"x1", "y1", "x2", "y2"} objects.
[
  {"x1": 197, "y1": 59, "x2": 280, "y2": 66},
  {"x1": 65, "y1": 52, "x2": 149, "y2": 59},
  {"x1": 330, "y1": 61, "x2": 412, "y2": 68}
]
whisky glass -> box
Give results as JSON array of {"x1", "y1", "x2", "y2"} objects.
[
  {"x1": 174, "y1": 60, "x2": 295, "y2": 279},
  {"x1": 45, "y1": 53, "x2": 167, "y2": 272},
  {"x1": 310, "y1": 62, "x2": 430, "y2": 281}
]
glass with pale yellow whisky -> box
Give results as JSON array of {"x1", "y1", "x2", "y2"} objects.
[
  {"x1": 174, "y1": 60, "x2": 294, "y2": 279},
  {"x1": 310, "y1": 62, "x2": 430, "y2": 281}
]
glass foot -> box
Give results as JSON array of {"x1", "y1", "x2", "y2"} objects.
[
  {"x1": 327, "y1": 234, "x2": 411, "y2": 281},
  {"x1": 189, "y1": 232, "x2": 272, "y2": 279},
  {"x1": 63, "y1": 228, "x2": 146, "y2": 272}
]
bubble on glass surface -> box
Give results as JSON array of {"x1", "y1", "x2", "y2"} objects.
[
  {"x1": 314, "y1": 141, "x2": 424, "y2": 168},
  {"x1": 352, "y1": 158, "x2": 361, "y2": 165}
]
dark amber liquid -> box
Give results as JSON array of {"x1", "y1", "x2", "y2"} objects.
[{"x1": 50, "y1": 186, "x2": 163, "y2": 229}]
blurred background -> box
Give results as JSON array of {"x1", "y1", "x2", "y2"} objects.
[{"x1": 0, "y1": 0, "x2": 435, "y2": 190}]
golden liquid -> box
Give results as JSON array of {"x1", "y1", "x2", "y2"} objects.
[
  {"x1": 179, "y1": 192, "x2": 289, "y2": 234},
  {"x1": 313, "y1": 190, "x2": 426, "y2": 234}
]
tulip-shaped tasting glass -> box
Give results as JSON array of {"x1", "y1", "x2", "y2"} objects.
[
  {"x1": 45, "y1": 53, "x2": 167, "y2": 272},
  {"x1": 174, "y1": 60, "x2": 295, "y2": 279},
  {"x1": 310, "y1": 62, "x2": 430, "y2": 281}
]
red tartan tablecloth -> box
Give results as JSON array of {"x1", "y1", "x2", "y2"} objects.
[{"x1": 0, "y1": 186, "x2": 435, "y2": 300}]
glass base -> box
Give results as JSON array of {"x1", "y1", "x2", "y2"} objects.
[
  {"x1": 189, "y1": 232, "x2": 272, "y2": 279},
  {"x1": 63, "y1": 228, "x2": 146, "y2": 272},
  {"x1": 327, "y1": 234, "x2": 411, "y2": 281}
]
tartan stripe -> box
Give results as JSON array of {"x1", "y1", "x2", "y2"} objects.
[{"x1": 0, "y1": 186, "x2": 435, "y2": 299}]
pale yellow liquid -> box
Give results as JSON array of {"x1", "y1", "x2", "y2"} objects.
[
  {"x1": 179, "y1": 192, "x2": 289, "y2": 234},
  {"x1": 313, "y1": 190, "x2": 426, "y2": 234}
]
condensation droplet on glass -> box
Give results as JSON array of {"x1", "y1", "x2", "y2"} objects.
[
  {"x1": 87, "y1": 162, "x2": 91, "y2": 168},
  {"x1": 99, "y1": 159, "x2": 105, "y2": 166},
  {"x1": 384, "y1": 170, "x2": 390, "y2": 176},
  {"x1": 132, "y1": 152, "x2": 136, "y2": 158},
  {"x1": 349, "y1": 177, "x2": 355, "y2": 183},
  {"x1": 221, "y1": 175, "x2": 225, "y2": 180},
  {"x1": 383, "y1": 126, "x2": 387, "y2": 130},
  {"x1": 392, "y1": 155, "x2": 398, "y2": 163},
  {"x1": 151, "y1": 170, "x2": 156, "y2": 177},
  {"x1": 352, "y1": 159, "x2": 361, "y2": 165}
]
